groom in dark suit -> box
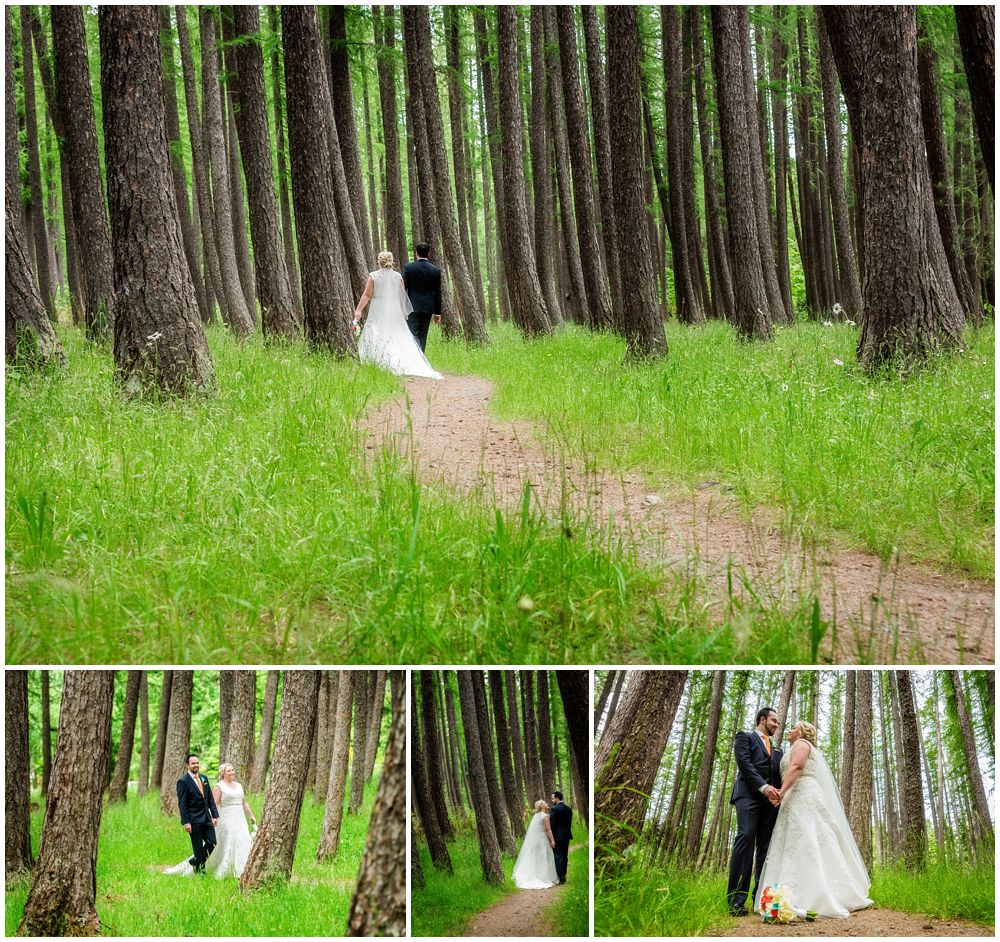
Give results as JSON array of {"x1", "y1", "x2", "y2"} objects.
[
  {"x1": 549, "y1": 792, "x2": 573, "y2": 884},
  {"x1": 402, "y1": 241, "x2": 442, "y2": 352},
  {"x1": 176, "y1": 753, "x2": 220, "y2": 874},
  {"x1": 727, "y1": 707, "x2": 783, "y2": 915}
]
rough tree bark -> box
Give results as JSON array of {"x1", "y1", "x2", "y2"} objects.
[
  {"x1": 227, "y1": 670, "x2": 257, "y2": 783},
  {"x1": 955, "y1": 7, "x2": 994, "y2": 193},
  {"x1": 250, "y1": 670, "x2": 280, "y2": 793},
  {"x1": 375, "y1": 6, "x2": 407, "y2": 266},
  {"x1": 99, "y1": 6, "x2": 215, "y2": 397},
  {"x1": 346, "y1": 672, "x2": 405, "y2": 937},
  {"x1": 555, "y1": 670, "x2": 590, "y2": 824},
  {"x1": 471, "y1": 671, "x2": 518, "y2": 856},
  {"x1": 318, "y1": 670, "x2": 354, "y2": 861},
  {"x1": 281, "y1": 6, "x2": 356, "y2": 354},
  {"x1": 848, "y1": 671, "x2": 873, "y2": 868},
  {"x1": 5, "y1": 671, "x2": 34, "y2": 881},
  {"x1": 364, "y1": 670, "x2": 387, "y2": 784},
  {"x1": 607, "y1": 7, "x2": 667, "y2": 358},
  {"x1": 411, "y1": 680, "x2": 452, "y2": 871},
  {"x1": 684, "y1": 671, "x2": 726, "y2": 861},
  {"x1": 18, "y1": 671, "x2": 114, "y2": 936},
  {"x1": 892, "y1": 670, "x2": 927, "y2": 871},
  {"x1": 349, "y1": 671, "x2": 370, "y2": 815},
  {"x1": 419, "y1": 671, "x2": 453, "y2": 840},
  {"x1": 159, "y1": 670, "x2": 193, "y2": 815},
  {"x1": 137, "y1": 673, "x2": 150, "y2": 795},
  {"x1": 489, "y1": 670, "x2": 524, "y2": 831},
  {"x1": 241, "y1": 670, "x2": 320, "y2": 891},
  {"x1": 152, "y1": 670, "x2": 173, "y2": 789},
  {"x1": 948, "y1": 671, "x2": 993, "y2": 840},
  {"x1": 109, "y1": 670, "x2": 142, "y2": 803}
]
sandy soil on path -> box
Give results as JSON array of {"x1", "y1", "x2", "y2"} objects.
[
  {"x1": 362, "y1": 374, "x2": 994, "y2": 663},
  {"x1": 463, "y1": 882, "x2": 567, "y2": 937},
  {"x1": 716, "y1": 908, "x2": 993, "y2": 936}
]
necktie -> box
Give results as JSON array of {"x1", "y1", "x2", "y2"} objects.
[{"x1": 763, "y1": 734, "x2": 771, "y2": 756}]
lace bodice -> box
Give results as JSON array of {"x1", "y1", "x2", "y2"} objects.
[
  {"x1": 369, "y1": 268, "x2": 401, "y2": 298},
  {"x1": 780, "y1": 743, "x2": 818, "y2": 779}
]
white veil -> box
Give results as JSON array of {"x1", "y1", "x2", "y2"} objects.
[
  {"x1": 806, "y1": 746, "x2": 871, "y2": 880},
  {"x1": 511, "y1": 812, "x2": 559, "y2": 889}
]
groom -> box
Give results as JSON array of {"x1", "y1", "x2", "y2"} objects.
[
  {"x1": 549, "y1": 791, "x2": 573, "y2": 884},
  {"x1": 176, "y1": 753, "x2": 219, "y2": 874},
  {"x1": 402, "y1": 241, "x2": 442, "y2": 352},
  {"x1": 727, "y1": 707, "x2": 783, "y2": 916}
]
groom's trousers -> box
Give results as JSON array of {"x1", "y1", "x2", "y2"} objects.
[
  {"x1": 553, "y1": 838, "x2": 570, "y2": 883},
  {"x1": 406, "y1": 310, "x2": 433, "y2": 351},
  {"x1": 187, "y1": 820, "x2": 217, "y2": 872},
  {"x1": 727, "y1": 797, "x2": 777, "y2": 909}
]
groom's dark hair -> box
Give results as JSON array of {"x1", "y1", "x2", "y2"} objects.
[
  {"x1": 185, "y1": 752, "x2": 199, "y2": 763},
  {"x1": 755, "y1": 707, "x2": 775, "y2": 726},
  {"x1": 415, "y1": 241, "x2": 430, "y2": 258},
  {"x1": 552, "y1": 791, "x2": 563, "y2": 801}
]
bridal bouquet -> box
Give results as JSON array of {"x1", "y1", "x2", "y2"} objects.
[{"x1": 759, "y1": 884, "x2": 796, "y2": 924}]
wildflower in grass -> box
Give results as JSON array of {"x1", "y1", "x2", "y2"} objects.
[{"x1": 833, "y1": 358, "x2": 844, "y2": 367}]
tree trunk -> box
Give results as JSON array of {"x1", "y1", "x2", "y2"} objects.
[
  {"x1": 542, "y1": 7, "x2": 589, "y2": 325},
  {"x1": 18, "y1": 671, "x2": 113, "y2": 936},
  {"x1": 281, "y1": 7, "x2": 356, "y2": 354},
  {"x1": 595, "y1": 671, "x2": 618, "y2": 727},
  {"x1": 412, "y1": 680, "x2": 453, "y2": 871},
  {"x1": 556, "y1": 7, "x2": 614, "y2": 330},
  {"x1": 471, "y1": 671, "x2": 517, "y2": 856},
  {"x1": 157, "y1": 8, "x2": 210, "y2": 324},
  {"x1": 406, "y1": 7, "x2": 489, "y2": 344},
  {"x1": 663, "y1": 6, "x2": 704, "y2": 324},
  {"x1": 40, "y1": 670, "x2": 53, "y2": 797},
  {"x1": 375, "y1": 6, "x2": 407, "y2": 266},
  {"x1": 607, "y1": 6, "x2": 667, "y2": 357},
  {"x1": 250, "y1": 670, "x2": 280, "y2": 793},
  {"x1": 136, "y1": 673, "x2": 150, "y2": 795},
  {"x1": 456, "y1": 671, "x2": 504, "y2": 883},
  {"x1": 841, "y1": 670, "x2": 856, "y2": 805},
  {"x1": 5, "y1": 670, "x2": 34, "y2": 881},
  {"x1": 159, "y1": 670, "x2": 193, "y2": 815},
  {"x1": 420, "y1": 670, "x2": 453, "y2": 840},
  {"x1": 555, "y1": 670, "x2": 590, "y2": 825},
  {"x1": 241, "y1": 671, "x2": 320, "y2": 891},
  {"x1": 219, "y1": 670, "x2": 234, "y2": 763},
  {"x1": 175, "y1": 6, "x2": 225, "y2": 323},
  {"x1": 684, "y1": 671, "x2": 725, "y2": 862},
  {"x1": 152, "y1": 670, "x2": 173, "y2": 790},
  {"x1": 893, "y1": 670, "x2": 927, "y2": 871},
  {"x1": 109, "y1": 670, "x2": 141, "y2": 803},
  {"x1": 848, "y1": 671, "x2": 874, "y2": 868},
  {"x1": 522, "y1": 670, "x2": 543, "y2": 803},
  {"x1": 346, "y1": 673, "x2": 405, "y2": 937},
  {"x1": 365, "y1": 670, "x2": 387, "y2": 783},
  {"x1": 228, "y1": 670, "x2": 257, "y2": 784},
  {"x1": 770, "y1": 8, "x2": 795, "y2": 319},
  {"x1": 231, "y1": 5, "x2": 300, "y2": 339},
  {"x1": 489, "y1": 670, "x2": 524, "y2": 830},
  {"x1": 917, "y1": 23, "x2": 979, "y2": 317},
  {"x1": 327, "y1": 6, "x2": 373, "y2": 262},
  {"x1": 313, "y1": 672, "x2": 333, "y2": 799},
  {"x1": 955, "y1": 7, "x2": 994, "y2": 193},
  {"x1": 51, "y1": 7, "x2": 117, "y2": 338},
  {"x1": 536, "y1": 670, "x2": 557, "y2": 797},
  {"x1": 504, "y1": 670, "x2": 527, "y2": 809},
  {"x1": 19, "y1": 7, "x2": 55, "y2": 323},
  {"x1": 99, "y1": 7, "x2": 215, "y2": 397},
  {"x1": 349, "y1": 671, "x2": 370, "y2": 814},
  {"x1": 595, "y1": 671, "x2": 687, "y2": 861},
  {"x1": 317, "y1": 671, "x2": 354, "y2": 861},
  {"x1": 711, "y1": 6, "x2": 773, "y2": 340},
  {"x1": 948, "y1": 670, "x2": 993, "y2": 840},
  {"x1": 823, "y1": 7, "x2": 964, "y2": 371},
  {"x1": 605, "y1": 670, "x2": 627, "y2": 730},
  {"x1": 775, "y1": 670, "x2": 796, "y2": 744},
  {"x1": 360, "y1": 40, "x2": 381, "y2": 256}
]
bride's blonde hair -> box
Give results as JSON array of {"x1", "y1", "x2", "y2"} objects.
[
  {"x1": 534, "y1": 799, "x2": 547, "y2": 812},
  {"x1": 790, "y1": 721, "x2": 818, "y2": 746},
  {"x1": 377, "y1": 250, "x2": 395, "y2": 269},
  {"x1": 219, "y1": 762, "x2": 236, "y2": 778}
]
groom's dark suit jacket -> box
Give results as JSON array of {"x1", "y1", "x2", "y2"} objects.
[
  {"x1": 402, "y1": 258, "x2": 442, "y2": 315},
  {"x1": 731, "y1": 731, "x2": 783, "y2": 803},
  {"x1": 177, "y1": 771, "x2": 219, "y2": 826},
  {"x1": 549, "y1": 802, "x2": 573, "y2": 843}
]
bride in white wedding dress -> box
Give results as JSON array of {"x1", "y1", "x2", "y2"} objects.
[
  {"x1": 353, "y1": 252, "x2": 442, "y2": 380},
  {"x1": 164, "y1": 764, "x2": 256, "y2": 879},
  {"x1": 755, "y1": 721, "x2": 872, "y2": 918},
  {"x1": 512, "y1": 800, "x2": 559, "y2": 889}
]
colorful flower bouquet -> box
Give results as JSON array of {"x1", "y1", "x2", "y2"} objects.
[{"x1": 759, "y1": 884, "x2": 797, "y2": 924}]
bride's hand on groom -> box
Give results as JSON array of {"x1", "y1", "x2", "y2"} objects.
[{"x1": 433, "y1": 314, "x2": 441, "y2": 323}]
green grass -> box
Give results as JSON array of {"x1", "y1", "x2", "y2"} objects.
[
  {"x1": 7, "y1": 320, "x2": 992, "y2": 664},
  {"x1": 411, "y1": 822, "x2": 516, "y2": 937},
  {"x1": 5, "y1": 782, "x2": 378, "y2": 936},
  {"x1": 433, "y1": 320, "x2": 995, "y2": 579},
  {"x1": 411, "y1": 819, "x2": 590, "y2": 937},
  {"x1": 595, "y1": 858, "x2": 996, "y2": 936}
]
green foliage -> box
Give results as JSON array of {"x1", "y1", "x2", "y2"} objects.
[
  {"x1": 553, "y1": 838, "x2": 590, "y2": 937},
  {"x1": 5, "y1": 785, "x2": 376, "y2": 936},
  {"x1": 432, "y1": 320, "x2": 995, "y2": 578},
  {"x1": 870, "y1": 859, "x2": 995, "y2": 926}
]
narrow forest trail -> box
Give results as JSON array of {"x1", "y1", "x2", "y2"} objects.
[
  {"x1": 717, "y1": 908, "x2": 993, "y2": 937},
  {"x1": 463, "y1": 881, "x2": 566, "y2": 937},
  {"x1": 362, "y1": 375, "x2": 994, "y2": 664}
]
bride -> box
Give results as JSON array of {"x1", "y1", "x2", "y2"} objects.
[
  {"x1": 512, "y1": 800, "x2": 559, "y2": 889},
  {"x1": 755, "y1": 721, "x2": 873, "y2": 918},
  {"x1": 164, "y1": 763, "x2": 256, "y2": 879},
  {"x1": 353, "y1": 252, "x2": 442, "y2": 380}
]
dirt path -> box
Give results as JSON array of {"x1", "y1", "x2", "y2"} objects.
[
  {"x1": 463, "y1": 882, "x2": 567, "y2": 937},
  {"x1": 363, "y1": 375, "x2": 993, "y2": 664},
  {"x1": 717, "y1": 908, "x2": 993, "y2": 936}
]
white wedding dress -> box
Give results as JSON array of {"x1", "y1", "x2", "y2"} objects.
[
  {"x1": 755, "y1": 745, "x2": 873, "y2": 918},
  {"x1": 512, "y1": 812, "x2": 559, "y2": 889},
  {"x1": 358, "y1": 268, "x2": 442, "y2": 379},
  {"x1": 163, "y1": 781, "x2": 253, "y2": 880}
]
